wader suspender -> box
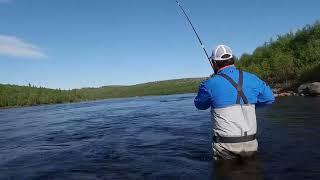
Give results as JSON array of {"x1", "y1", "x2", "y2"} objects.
[
  {"x1": 218, "y1": 70, "x2": 249, "y2": 104},
  {"x1": 213, "y1": 70, "x2": 256, "y2": 143}
]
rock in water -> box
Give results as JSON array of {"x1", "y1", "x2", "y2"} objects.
[{"x1": 298, "y1": 82, "x2": 320, "y2": 96}]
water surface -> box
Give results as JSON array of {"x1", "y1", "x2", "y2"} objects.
[{"x1": 0, "y1": 94, "x2": 319, "y2": 179}]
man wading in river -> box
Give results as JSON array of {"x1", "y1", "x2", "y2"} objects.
[{"x1": 194, "y1": 45, "x2": 275, "y2": 160}]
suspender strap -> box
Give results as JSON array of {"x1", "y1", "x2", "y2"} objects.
[
  {"x1": 213, "y1": 134, "x2": 256, "y2": 143},
  {"x1": 238, "y1": 71, "x2": 249, "y2": 104},
  {"x1": 218, "y1": 70, "x2": 249, "y2": 104}
]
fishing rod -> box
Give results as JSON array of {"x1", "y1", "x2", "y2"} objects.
[{"x1": 175, "y1": 0, "x2": 215, "y2": 71}]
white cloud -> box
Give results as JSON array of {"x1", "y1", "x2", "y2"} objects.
[
  {"x1": 0, "y1": 35, "x2": 47, "y2": 59},
  {"x1": 0, "y1": 0, "x2": 11, "y2": 3}
]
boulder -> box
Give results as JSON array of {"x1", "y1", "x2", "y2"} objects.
[{"x1": 298, "y1": 82, "x2": 320, "y2": 96}]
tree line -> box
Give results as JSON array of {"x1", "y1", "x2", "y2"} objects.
[{"x1": 0, "y1": 78, "x2": 202, "y2": 108}]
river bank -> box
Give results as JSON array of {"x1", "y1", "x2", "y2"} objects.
[
  {"x1": 273, "y1": 82, "x2": 320, "y2": 97},
  {"x1": 1, "y1": 80, "x2": 319, "y2": 109}
]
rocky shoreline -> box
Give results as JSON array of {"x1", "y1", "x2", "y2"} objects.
[{"x1": 273, "y1": 82, "x2": 320, "y2": 97}]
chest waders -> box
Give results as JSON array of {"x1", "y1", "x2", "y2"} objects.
[{"x1": 212, "y1": 70, "x2": 256, "y2": 143}]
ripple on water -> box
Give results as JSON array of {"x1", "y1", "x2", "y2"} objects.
[{"x1": 0, "y1": 95, "x2": 319, "y2": 179}]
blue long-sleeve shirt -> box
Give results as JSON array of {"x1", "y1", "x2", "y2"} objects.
[{"x1": 194, "y1": 66, "x2": 275, "y2": 110}]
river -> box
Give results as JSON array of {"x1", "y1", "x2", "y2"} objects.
[{"x1": 0, "y1": 94, "x2": 319, "y2": 179}]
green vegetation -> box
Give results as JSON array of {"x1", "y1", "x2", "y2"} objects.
[
  {"x1": 0, "y1": 84, "x2": 83, "y2": 108},
  {"x1": 1, "y1": 21, "x2": 320, "y2": 108},
  {"x1": 0, "y1": 78, "x2": 204, "y2": 108},
  {"x1": 236, "y1": 21, "x2": 320, "y2": 87}
]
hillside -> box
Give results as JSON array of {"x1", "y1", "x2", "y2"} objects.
[
  {"x1": 236, "y1": 21, "x2": 320, "y2": 88},
  {"x1": 0, "y1": 78, "x2": 204, "y2": 108}
]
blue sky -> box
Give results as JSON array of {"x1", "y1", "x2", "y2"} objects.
[{"x1": 0, "y1": 0, "x2": 319, "y2": 89}]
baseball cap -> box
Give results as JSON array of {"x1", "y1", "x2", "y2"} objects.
[{"x1": 210, "y1": 45, "x2": 233, "y2": 61}]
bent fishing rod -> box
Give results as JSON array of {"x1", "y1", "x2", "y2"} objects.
[{"x1": 175, "y1": 0, "x2": 215, "y2": 71}]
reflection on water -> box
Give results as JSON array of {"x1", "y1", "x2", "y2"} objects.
[{"x1": 0, "y1": 95, "x2": 319, "y2": 179}]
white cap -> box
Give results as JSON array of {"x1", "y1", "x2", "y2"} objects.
[{"x1": 210, "y1": 45, "x2": 233, "y2": 61}]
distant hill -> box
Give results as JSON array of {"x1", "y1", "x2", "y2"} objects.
[
  {"x1": 76, "y1": 78, "x2": 205, "y2": 100},
  {"x1": 0, "y1": 78, "x2": 205, "y2": 108}
]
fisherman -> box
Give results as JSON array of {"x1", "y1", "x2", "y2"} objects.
[{"x1": 194, "y1": 45, "x2": 275, "y2": 160}]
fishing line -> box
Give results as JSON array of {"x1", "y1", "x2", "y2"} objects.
[{"x1": 175, "y1": 0, "x2": 215, "y2": 71}]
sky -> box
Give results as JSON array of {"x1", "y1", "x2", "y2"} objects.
[{"x1": 0, "y1": 0, "x2": 319, "y2": 89}]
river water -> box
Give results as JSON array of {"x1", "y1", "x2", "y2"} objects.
[{"x1": 0, "y1": 94, "x2": 319, "y2": 179}]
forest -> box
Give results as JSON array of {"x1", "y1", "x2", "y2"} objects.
[
  {"x1": 1, "y1": 21, "x2": 319, "y2": 108},
  {"x1": 236, "y1": 21, "x2": 320, "y2": 87}
]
